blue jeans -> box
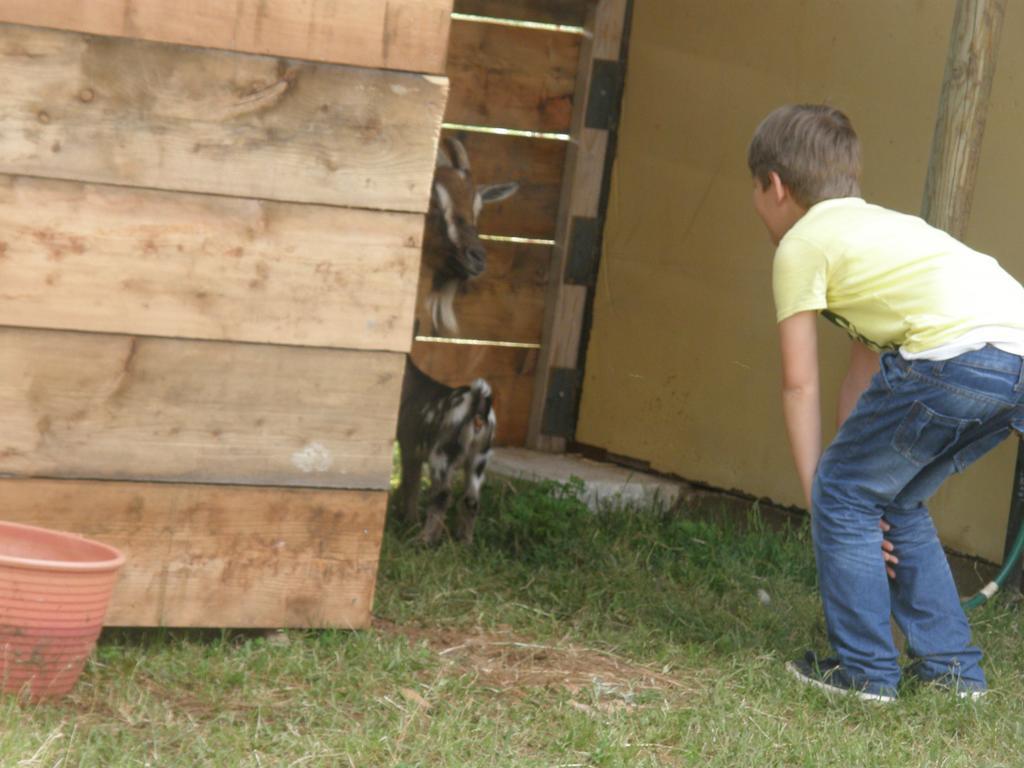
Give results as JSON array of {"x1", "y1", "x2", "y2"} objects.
[{"x1": 811, "y1": 345, "x2": 1024, "y2": 694}]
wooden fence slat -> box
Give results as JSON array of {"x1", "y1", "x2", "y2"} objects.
[
  {"x1": 0, "y1": 479, "x2": 385, "y2": 628},
  {"x1": 0, "y1": 24, "x2": 447, "y2": 213},
  {"x1": 528, "y1": 0, "x2": 629, "y2": 450},
  {"x1": 454, "y1": 0, "x2": 589, "y2": 27},
  {"x1": 0, "y1": 175, "x2": 421, "y2": 352},
  {"x1": 415, "y1": 241, "x2": 550, "y2": 343},
  {"x1": 0, "y1": 0, "x2": 453, "y2": 74},
  {"x1": 411, "y1": 341, "x2": 537, "y2": 446},
  {"x1": 0, "y1": 329, "x2": 404, "y2": 489},
  {"x1": 443, "y1": 129, "x2": 567, "y2": 239},
  {"x1": 445, "y1": 19, "x2": 580, "y2": 133}
]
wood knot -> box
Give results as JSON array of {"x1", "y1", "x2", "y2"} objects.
[
  {"x1": 79, "y1": 88, "x2": 95, "y2": 103},
  {"x1": 37, "y1": 111, "x2": 50, "y2": 124}
]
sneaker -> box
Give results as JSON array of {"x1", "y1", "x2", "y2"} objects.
[
  {"x1": 786, "y1": 651, "x2": 897, "y2": 703},
  {"x1": 942, "y1": 683, "x2": 987, "y2": 702},
  {"x1": 904, "y1": 661, "x2": 988, "y2": 701}
]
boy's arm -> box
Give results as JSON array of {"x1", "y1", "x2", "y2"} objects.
[
  {"x1": 778, "y1": 311, "x2": 821, "y2": 508},
  {"x1": 837, "y1": 341, "x2": 880, "y2": 428}
]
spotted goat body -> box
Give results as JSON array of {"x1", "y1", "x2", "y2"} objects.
[
  {"x1": 394, "y1": 137, "x2": 516, "y2": 544},
  {"x1": 396, "y1": 357, "x2": 496, "y2": 545}
]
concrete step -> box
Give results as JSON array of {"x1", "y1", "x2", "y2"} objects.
[{"x1": 488, "y1": 447, "x2": 683, "y2": 511}]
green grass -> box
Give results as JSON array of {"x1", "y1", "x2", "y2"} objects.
[{"x1": 3, "y1": 477, "x2": 1024, "y2": 767}]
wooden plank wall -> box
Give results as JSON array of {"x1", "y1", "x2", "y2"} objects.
[
  {"x1": 0, "y1": 4, "x2": 452, "y2": 627},
  {"x1": 411, "y1": 0, "x2": 589, "y2": 446},
  {"x1": 455, "y1": 0, "x2": 588, "y2": 27},
  {"x1": 0, "y1": 0, "x2": 453, "y2": 72}
]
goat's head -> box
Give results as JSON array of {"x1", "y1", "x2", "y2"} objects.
[{"x1": 423, "y1": 137, "x2": 518, "y2": 336}]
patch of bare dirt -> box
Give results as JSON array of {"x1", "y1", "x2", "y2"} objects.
[{"x1": 373, "y1": 618, "x2": 703, "y2": 704}]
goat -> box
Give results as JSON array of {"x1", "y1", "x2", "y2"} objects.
[
  {"x1": 423, "y1": 137, "x2": 518, "y2": 337},
  {"x1": 396, "y1": 357, "x2": 496, "y2": 545},
  {"x1": 393, "y1": 137, "x2": 515, "y2": 544}
]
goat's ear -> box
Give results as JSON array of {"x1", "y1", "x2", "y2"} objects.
[
  {"x1": 479, "y1": 181, "x2": 519, "y2": 205},
  {"x1": 444, "y1": 137, "x2": 471, "y2": 171}
]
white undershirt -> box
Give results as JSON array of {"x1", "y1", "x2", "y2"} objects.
[{"x1": 900, "y1": 325, "x2": 1024, "y2": 361}]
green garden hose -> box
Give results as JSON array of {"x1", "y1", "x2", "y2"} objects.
[
  {"x1": 962, "y1": 435, "x2": 1024, "y2": 612},
  {"x1": 962, "y1": 524, "x2": 1024, "y2": 611}
]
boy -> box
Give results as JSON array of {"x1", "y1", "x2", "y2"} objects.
[{"x1": 748, "y1": 104, "x2": 1024, "y2": 702}]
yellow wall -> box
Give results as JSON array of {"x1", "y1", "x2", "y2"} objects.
[{"x1": 576, "y1": 0, "x2": 1024, "y2": 562}]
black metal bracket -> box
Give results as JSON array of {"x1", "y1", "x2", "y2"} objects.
[
  {"x1": 541, "y1": 367, "x2": 580, "y2": 438},
  {"x1": 585, "y1": 59, "x2": 624, "y2": 131},
  {"x1": 565, "y1": 216, "x2": 600, "y2": 286}
]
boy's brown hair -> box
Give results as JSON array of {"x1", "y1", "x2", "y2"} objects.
[{"x1": 747, "y1": 104, "x2": 861, "y2": 207}]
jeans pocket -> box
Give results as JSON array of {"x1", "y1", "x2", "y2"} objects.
[{"x1": 892, "y1": 401, "x2": 981, "y2": 465}]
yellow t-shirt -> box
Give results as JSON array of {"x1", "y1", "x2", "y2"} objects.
[{"x1": 772, "y1": 197, "x2": 1024, "y2": 355}]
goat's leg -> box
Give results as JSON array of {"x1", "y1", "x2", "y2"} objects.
[
  {"x1": 399, "y1": 443, "x2": 424, "y2": 527},
  {"x1": 419, "y1": 449, "x2": 455, "y2": 546},
  {"x1": 455, "y1": 452, "x2": 488, "y2": 544}
]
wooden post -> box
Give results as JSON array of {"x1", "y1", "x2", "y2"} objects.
[
  {"x1": 921, "y1": 0, "x2": 1006, "y2": 238},
  {"x1": 921, "y1": 0, "x2": 1022, "y2": 596},
  {"x1": 527, "y1": 0, "x2": 630, "y2": 451}
]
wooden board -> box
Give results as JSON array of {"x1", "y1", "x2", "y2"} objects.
[
  {"x1": 0, "y1": 328, "x2": 404, "y2": 489},
  {"x1": 415, "y1": 241, "x2": 550, "y2": 343},
  {"x1": 0, "y1": 0, "x2": 453, "y2": 74},
  {"x1": 528, "y1": 0, "x2": 628, "y2": 450},
  {"x1": 455, "y1": 0, "x2": 590, "y2": 27},
  {"x1": 445, "y1": 19, "x2": 581, "y2": 133},
  {"x1": 0, "y1": 175, "x2": 422, "y2": 353},
  {"x1": 0, "y1": 479, "x2": 385, "y2": 628},
  {"x1": 443, "y1": 129, "x2": 567, "y2": 239},
  {"x1": 0, "y1": 24, "x2": 447, "y2": 213},
  {"x1": 411, "y1": 341, "x2": 537, "y2": 446}
]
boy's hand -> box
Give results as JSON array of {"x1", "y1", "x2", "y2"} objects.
[{"x1": 880, "y1": 519, "x2": 898, "y2": 579}]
